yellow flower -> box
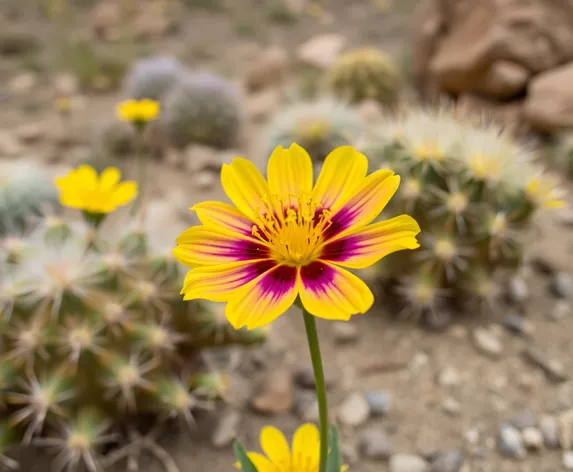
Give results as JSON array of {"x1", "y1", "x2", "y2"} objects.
[
  {"x1": 55, "y1": 96, "x2": 72, "y2": 114},
  {"x1": 526, "y1": 174, "x2": 566, "y2": 209},
  {"x1": 236, "y1": 424, "x2": 348, "y2": 472},
  {"x1": 116, "y1": 99, "x2": 160, "y2": 126},
  {"x1": 55, "y1": 165, "x2": 138, "y2": 215},
  {"x1": 173, "y1": 144, "x2": 421, "y2": 330}
]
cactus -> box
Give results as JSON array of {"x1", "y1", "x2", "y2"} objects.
[
  {"x1": 363, "y1": 107, "x2": 564, "y2": 324},
  {"x1": 122, "y1": 56, "x2": 188, "y2": 102},
  {"x1": 0, "y1": 215, "x2": 266, "y2": 470},
  {"x1": 0, "y1": 160, "x2": 59, "y2": 235},
  {"x1": 325, "y1": 47, "x2": 400, "y2": 106},
  {"x1": 161, "y1": 72, "x2": 244, "y2": 149},
  {"x1": 549, "y1": 132, "x2": 573, "y2": 177},
  {"x1": 262, "y1": 98, "x2": 364, "y2": 163}
]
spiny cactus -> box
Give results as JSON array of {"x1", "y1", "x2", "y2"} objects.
[
  {"x1": 325, "y1": 47, "x2": 400, "y2": 106},
  {"x1": 122, "y1": 56, "x2": 188, "y2": 102},
  {"x1": 262, "y1": 98, "x2": 364, "y2": 164},
  {"x1": 0, "y1": 215, "x2": 266, "y2": 470},
  {"x1": 0, "y1": 160, "x2": 59, "y2": 235},
  {"x1": 363, "y1": 107, "x2": 565, "y2": 324},
  {"x1": 161, "y1": 72, "x2": 244, "y2": 149}
]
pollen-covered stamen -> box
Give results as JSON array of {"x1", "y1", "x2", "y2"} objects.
[
  {"x1": 469, "y1": 154, "x2": 501, "y2": 181},
  {"x1": 412, "y1": 140, "x2": 444, "y2": 161},
  {"x1": 251, "y1": 193, "x2": 333, "y2": 265},
  {"x1": 447, "y1": 192, "x2": 468, "y2": 214}
]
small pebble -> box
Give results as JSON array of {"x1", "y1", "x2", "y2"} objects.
[
  {"x1": 293, "y1": 391, "x2": 319, "y2": 423},
  {"x1": 331, "y1": 322, "x2": 359, "y2": 344},
  {"x1": 211, "y1": 410, "x2": 241, "y2": 448},
  {"x1": 442, "y1": 396, "x2": 461, "y2": 416},
  {"x1": 522, "y1": 346, "x2": 569, "y2": 383},
  {"x1": 295, "y1": 363, "x2": 338, "y2": 390},
  {"x1": 389, "y1": 454, "x2": 429, "y2": 472},
  {"x1": 539, "y1": 415, "x2": 560, "y2": 449},
  {"x1": 550, "y1": 272, "x2": 573, "y2": 299},
  {"x1": 359, "y1": 428, "x2": 393, "y2": 460},
  {"x1": 507, "y1": 277, "x2": 529, "y2": 304},
  {"x1": 365, "y1": 390, "x2": 392, "y2": 416},
  {"x1": 509, "y1": 410, "x2": 537, "y2": 430},
  {"x1": 430, "y1": 450, "x2": 464, "y2": 472},
  {"x1": 497, "y1": 424, "x2": 526, "y2": 458},
  {"x1": 438, "y1": 366, "x2": 462, "y2": 387},
  {"x1": 547, "y1": 300, "x2": 571, "y2": 321},
  {"x1": 337, "y1": 392, "x2": 370, "y2": 427},
  {"x1": 564, "y1": 452, "x2": 573, "y2": 470},
  {"x1": 473, "y1": 327, "x2": 503, "y2": 358},
  {"x1": 502, "y1": 314, "x2": 532, "y2": 336},
  {"x1": 521, "y1": 427, "x2": 544, "y2": 450}
]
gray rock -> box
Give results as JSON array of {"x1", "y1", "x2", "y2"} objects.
[
  {"x1": 473, "y1": 327, "x2": 503, "y2": 358},
  {"x1": 497, "y1": 424, "x2": 526, "y2": 458},
  {"x1": 211, "y1": 410, "x2": 241, "y2": 448},
  {"x1": 564, "y1": 452, "x2": 573, "y2": 470},
  {"x1": 502, "y1": 314, "x2": 532, "y2": 336},
  {"x1": 507, "y1": 277, "x2": 529, "y2": 304},
  {"x1": 293, "y1": 391, "x2": 319, "y2": 422},
  {"x1": 365, "y1": 390, "x2": 392, "y2": 416},
  {"x1": 389, "y1": 454, "x2": 429, "y2": 472},
  {"x1": 550, "y1": 272, "x2": 573, "y2": 299},
  {"x1": 509, "y1": 410, "x2": 537, "y2": 430},
  {"x1": 521, "y1": 427, "x2": 544, "y2": 450},
  {"x1": 522, "y1": 346, "x2": 569, "y2": 383},
  {"x1": 547, "y1": 301, "x2": 570, "y2": 321},
  {"x1": 430, "y1": 450, "x2": 464, "y2": 472},
  {"x1": 338, "y1": 392, "x2": 370, "y2": 427},
  {"x1": 359, "y1": 428, "x2": 393, "y2": 460},
  {"x1": 539, "y1": 415, "x2": 560, "y2": 449},
  {"x1": 295, "y1": 363, "x2": 338, "y2": 390},
  {"x1": 331, "y1": 321, "x2": 359, "y2": 344}
]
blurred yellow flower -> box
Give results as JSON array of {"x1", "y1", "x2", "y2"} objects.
[
  {"x1": 55, "y1": 96, "x2": 72, "y2": 114},
  {"x1": 173, "y1": 144, "x2": 420, "y2": 330},
  {"x1": 236, "y1": 424, "x2": 348, "y2": 472},
  {"x1": 55, "y1": 165, "x2": 138, "y2": 215},
  {"x1": 526, "y1": 174, "x2": 566, "y2": 209},
  {"x1": 116, "y1": 99, "x2": 160, "y2": 127}
]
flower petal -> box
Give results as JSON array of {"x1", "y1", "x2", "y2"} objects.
[
  {"x1": 75, "y1": 165, "x2": 99, "y2": 190},
  {"x1": 221, "y1": 158, "x2": 269, "y2": 219},
  {"x1": 225, "y1": 265, "x2": 299, "y2": 330},
  {"x1": 110, "y1": 182, "x2": 138, "y2": 207},
  {"x1": 312, "y1": 146, "x2": 368, "y2": 212},
  {"x1": 243, "y1": 453, "x2": 275, "y2": 472},
  {"x1": 267, "y1": 144, "x2": 313, "y2": 198},
  {"x1": 299, "y1": 261, "x2": 374, "y2": 320},
  {"x1": 259, "y1": 426, "x2": 291, "y2": 471},
  {"x1": 174, "y1": 226, "x2": 269, "y2": 267},
  {"x1": 180, "y1": 260, "x2": 276, "y2": 302},
  {"x1": 321, "y1": 215, "x2": 421, "y2": 269},
  {"x1": 191, "y1": 201, "x2": 254, "y2": 237},
  {"x1": 324, "y1": 169, "x2": 400, "y2": 240},
  {"x1": 99, "y1": 167, "x2": 121, "y2": 191},
  {"x1": 292, "y1": 424, "x2": 320, "y2": 471}
]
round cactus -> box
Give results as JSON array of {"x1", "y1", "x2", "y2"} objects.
[
  {"x1": 122, "y1": 55, "x2": 188, "y2": 102},
  {"x1": 0, "y1": 160, "x2": 59, "y2": 235},
  {"x1": 0, "y1": 215, "x2": 267, "y2": 470},
  {"x1": 325, "y1": 47, "x2": 400, "y2": 106},
  {"x1": 262, "y1": 98, "x2": 364, "y2": 163},
  {"x1": 161, "y1": 72, "x2": 244, "y2": 149},
  {"x1": 363, "y1": 106, "x2": 565, "y2": 324}
]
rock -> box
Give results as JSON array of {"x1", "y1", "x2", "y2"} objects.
[
  {"x1": 502, "y1": 314, "x2": 533, "y2": 336},
  {"x1": 244, "y1": 46, "x2": 289, "y2": 92},
  {"x1": 438, "y1": 366, "x2": 462, "y2": 388},
  {"x1": 456, "y1": 94, "x2": 526, "y2": 134},
  {"x1": 365, "y1": 390, "x2": 392, "y2": 416},
  {"x1": 90, "y1": 2, "x2": 121, "y2": 40},
  {"x1": 0, "y1": 29, "x2": 40, "y2": 56},
  {"x1": 389, "y1": 454, "x2": 428, "y2": 472},
  {"x1": 337, "y1": 392, "x2": 370, "y2": 427},
  {"x1": 472, "y1": 327, "x2": 503, "y2": 358},
  {"x1": 564, "y1": 452, "x2": 573, "y2": 470},
  {"x1": 430, "y1": 450, "x2": 464, "y2": 472},
  {"x1": 522, "y1": 346, "x2": 569, "y2": 383},
  {"x1": 296, "y1": 34, "x2": 347, "y2": 70},
  {"x1": 8, "y1": 72, "x2": 36, "y2": 94},
  {"x1": 539, "y1": 415, "x2": 560, "y2": 449},
  {"x1": 293, "y1": 391, "x2": 319, "y2": 422},
  {"x1": 359, "y1": 428, "x2": 393, "y2": 460},
  {"x1": 211, "y1": 410, "x2": 241, "y2": 448},
  {"x1": 184, "y1": 145, "x2": 222, "y2": 173},
  {"x1": 340, "y1": 442, "x2": 360, "y2": 465},
  {"x1": 547, "y1": 301, "x2": 570, "y2": 321},
  {"x1": 521, "y1": 427, "x2": 544, "y2": 450},
  {"x1": 14, "y1": 123, "x2": 45, "y2": 144},
  {"x1": 559, "y1": 409, "x2": 573, "y2": 449},
  {"x1": 442, "y1": 396, "x2": 461, "y2": 416},
  {"x1": 509, "y1": 410, "x2": 537, "y2": 430},
  {"x1": 331, "y1": 322, "x2": 359, "y2": 344},
  {"x1": 295, "y1": 362, "x2": 338, "y2": 390},
  {"x1": 525, "y1": 63, "x2": 573, "y2": 132},
  {"x1": 0, "y1": 131, "x2": 23, "y2": 156},
  {"x1": 507, "y1": 277, "x2": 529, "y2": 305},
  {"x1": 497, "y1": 424, "x2": 526, "y2": 459},
  {"x1": 550, "y1": 272, "x2": 573, "y2": 299},
  {"x1": 251, "y1": 367, "x2": 293, "y2": 415},
  {"x1": 247, "y1": 88, "x2": 283, "y2": 122},
  {"x1": 473, "y1": 61, "x2": 529, "y2": 98},
  {"x1": 52, "y1": 73, "x2": 79, "y2": 97}
]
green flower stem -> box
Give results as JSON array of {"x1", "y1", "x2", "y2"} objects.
[
  {"x1": 301, "y1": 307, "x2": 329, "y2": 472},
  {"x1": 131, "y1": 128, "x2": 146, "y2": 217}
]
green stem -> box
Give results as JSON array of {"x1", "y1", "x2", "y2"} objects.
[
  {"x1": 301, "y1": 307, "x2": 329, "y2": 472},
  {"x1": 131, "y1": 131, "x2": 146, "y2": 217}
]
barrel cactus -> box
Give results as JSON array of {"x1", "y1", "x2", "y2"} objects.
[
  {"x1": 325, "y1": 47, "x2": 400, "y2": 106},
  {"x1": 364, "y1": 107, "x2": 565, "y2": 324},
  {"x1": 161, "y1": 72, "x2": 244, "y2": 149},
  {"x1": 0, "y1": 160, "x2": 59, "y2": 235},
  {"x1": 122, "y1": 55, "x2": 188, "y2": 102},
  {"x1": 0, "y1": 215, "x2": 266, "y2": 470},
  {"x1": 262, "y1": 98, "x2": 364, "y2": 164}
]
